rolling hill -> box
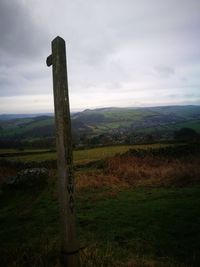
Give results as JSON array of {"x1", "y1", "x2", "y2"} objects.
[{"x1": 0, "y1": 105, "x2": 200, "y2": 147}]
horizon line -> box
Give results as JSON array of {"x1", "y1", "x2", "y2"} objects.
[{"x1": 0, "y1": 103, "x2": 200, "y2": 115}]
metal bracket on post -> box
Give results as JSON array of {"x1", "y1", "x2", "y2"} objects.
[
  {"x1": 46, "y1": 54, "x2": 52, "y2": 67},
  {"x1": 46, "y1": 36, "x2": 80, "y2": 267}
]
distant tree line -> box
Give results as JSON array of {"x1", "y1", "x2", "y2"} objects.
[{"x1": 174, "y1": 128, "x2": 200, "y2": 142}]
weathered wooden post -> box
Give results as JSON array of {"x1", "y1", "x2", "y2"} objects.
[{"x1": 46, "y1": 36, "x2": 80, "y2": 267}]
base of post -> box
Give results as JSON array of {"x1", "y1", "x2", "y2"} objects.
[{"x1": 60, "y1": 250, "x2": 80, "y2": 267}]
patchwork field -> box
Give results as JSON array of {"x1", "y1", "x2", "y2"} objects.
[
  {"x1": 1, "y1": 106, "x2": 200, "y2": 149},
  {"x1": 1, "y1": 144, "x2": 172, "y2": 163}
]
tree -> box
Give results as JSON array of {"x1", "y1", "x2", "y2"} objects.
[{"x1": 174, "y1": 128, "x2": 199, "y2": 142}]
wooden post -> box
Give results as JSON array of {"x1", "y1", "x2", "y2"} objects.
[{"x1": 46, "y1": 36, "x2": 80, "y2": 267}]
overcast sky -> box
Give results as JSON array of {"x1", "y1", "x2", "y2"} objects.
[{"x1": 0, "y1": 0, "x2": 199, "y2": 113}]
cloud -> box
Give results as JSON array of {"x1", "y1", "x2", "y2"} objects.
[
  {"x1": 154, "y1": 66, "x2": 175, "y2": 78},
  {"x1": 0, "y1": 94, "x2": 54, "y2": 113},
  {"x1": 0, "y1": 0, "x2": 51, "y2": 99},
  {"x1": 0, "y1": 0, "x2": 48, "y2": 60},
  {"x1": 0, "y1": 0, "x2": 200, "y2": 112}
]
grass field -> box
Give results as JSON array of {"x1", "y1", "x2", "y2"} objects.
[
  {"x1": 0, "y1": 148, "x2": 51, "y2": 155},
  {"x1": 0, "y1": 143, "x2": 200, "y2": 266},
  {"x1": 2, "y1": 143, "x2": 174, "y2": 164}
]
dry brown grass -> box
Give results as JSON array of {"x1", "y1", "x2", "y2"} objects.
[
  {"x1": 74, "y1": 152, "x2": 200, "y2": 192},
  {"x1": 76, "y1": 170, "x2": 128, "y2": 190},
  {"x1": 104, "y1": 155, "x2": 200, "y2": 188},
  {"x1": 80, "y1": 243, "x2": 187, "y2": 267},
  {"x1": 3, "y1": 146, "x2": 199, "y2": 191}
]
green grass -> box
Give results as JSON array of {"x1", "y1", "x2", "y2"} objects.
[
  {"x1": 0, "y1": 117, "x2": 54, "y2": 138},
  {"x1": 173, "y1": 120, "x2": 200, "y2": 132},
  {"x1": 96, "y1": 121, "x2": 133, "y2": 131},
  {"x1": 3, "y1": 144, "x2": 173, "y2": 163},
  {"x1": 1, "y1": 184, "x2": 200, "y2": 266},
  {"x1": 0, "y1": 149, "x2": 19, "y2": 154},
  {"x1": 132, "y1": 119, "x2": 200, "y2": 135},
  {"x1": 0, "y1": 148, "x2": 51, "y2": 155},
  {"x1": 78, "y1": 187, "x2": 200, "y2": 262},
  {"x1": 86, "y1": 188, "x2": 200, "y2": 266},
  {"x1": 100, "y1": 108, "x2": 157, "y2": 121},
  {"x1": 24, "y1": 117, "x2": 54, "y2": 129}
]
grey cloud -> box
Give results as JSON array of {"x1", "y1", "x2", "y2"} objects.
[
  {"x1": 38, "y1": 0, "x2": 200, "y2": 69},
  {"x1": 154, "y1": 66, "x2": 175, "y2": 78},
  {"x1": 0, "y1": 64, "x2": 50, "y2": 97},
  {"x1": 0, "y1": 0, "x2": 48, "y2": 60},
  {"x1": 0, "y1": 0, "x2": 200, "y2": 111}
]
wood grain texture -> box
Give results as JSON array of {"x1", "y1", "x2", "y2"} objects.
[{"x1": 47, "y1": 36, "x2": 80, "y2": 267}]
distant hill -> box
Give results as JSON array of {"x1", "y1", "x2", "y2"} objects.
[
  {"x1": 0, "y1": 105, "x2": 200, "y2": 147},
  {"x1": 0, "y1": 113, "x2": 54, "y2": 121},
  {"x1": 72, "y1": 105, "x2": 200, "y2": 134}
]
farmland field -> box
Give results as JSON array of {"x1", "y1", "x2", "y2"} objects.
[
  {"x1": 1, "y1": 106, "x2": 200, "y2": 148},
  {"x1": 1, "y1": 143, "x2": 174, "y2": 163}
]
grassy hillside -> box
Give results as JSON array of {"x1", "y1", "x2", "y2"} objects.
[
  {"x1": 0, "y1": 105, "x2": 200, "y2": 148},
  {"x1": 0, "y1": 143, "x2": 200, "y2": 266},
  {"x1": 0, "y1": 116, "x2": 54, "y2": 137}
]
